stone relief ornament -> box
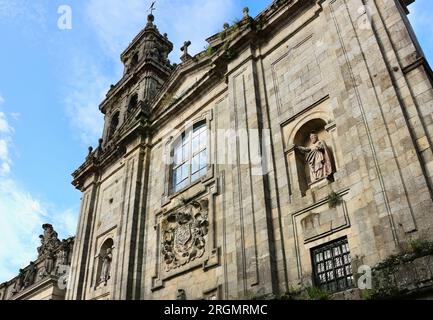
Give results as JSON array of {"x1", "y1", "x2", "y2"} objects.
[
  {"x1": 23, "y1": 262, "x2": 37, "y2": 288},
  {"x1": 161, "y1": 199, "x2": 209, "y2": 272},
  {"x1": 37, "y1": 224, "x2": 61, "y2": 257}
]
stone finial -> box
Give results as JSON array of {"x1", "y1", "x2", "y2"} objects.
[
  {"x1": 223, "y1": 23, "x2": 230, "y2": 30},
  {"x1": 146, "y1": 1, "x2": 156, "y2": 26},
  {"x1": 88, "y1": 146, "x2": 93, "y2": 155},
  {"x1": 180, "y1": 41, "x2": 192, "y2": 62},
  {"x1": 243, "y1": 7, "x2": 250, "y2": 19},
  {"x1": 146, "y1": 14, "x2": 155, "y2": 28}
]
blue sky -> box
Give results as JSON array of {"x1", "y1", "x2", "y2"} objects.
[{"x1": 0, "y1": 0, "x2": 431, "y2": 283}]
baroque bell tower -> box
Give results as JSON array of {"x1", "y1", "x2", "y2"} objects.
[
  {"x1": 67, "y1": 13, "x2": 173, "y2": 300},
  {"x1": 121, "y1": 13, "x2": 173, "y2": 100}
]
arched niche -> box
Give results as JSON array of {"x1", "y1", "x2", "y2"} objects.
[
  {"x1": 290, "y1": 117, "x2": 336, "y2": 195},
  {"x1": 107, "y1": 112, "x2": 120, "y2": 140},
  {"x1": 128, "y1": 93, "x2": 138, "y2": 111},
  {"x1": 96, "y1": 238, "x2": 114, "y2": 286},
  {"x1": 130, "y1": 52, "x2": 139, "y2": 68}
]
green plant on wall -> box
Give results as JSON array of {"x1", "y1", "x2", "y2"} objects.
[
  {"x1": 361, "y1": 289, "x2": 375, "y2": 300},
  {"x1": 307, "y1": 287, "x2": 330, "y2": 300},
  {"x1": 408, "y1": 239, "x2": 433, "y2": 256},
  {"x1": 328, "y1": 191, "x2": 343, "y2": 208},
  {"x1": 204, "y1": 45, "x2": 215, "y2": 57}
]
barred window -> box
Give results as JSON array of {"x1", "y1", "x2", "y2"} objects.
[
  {"x1": 172, "y1": 122, "x2": 208, "y2": 193},
  {"x1": 311, "y1": 237, "x2": 354, "y2": 293}
]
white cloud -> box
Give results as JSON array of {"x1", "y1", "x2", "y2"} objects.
[
  {"x1": 0, "y1": 107, "x2": 12, "y2": 177},
  {"x1": 0, "y1": 176, "x2": 79, "y2": 282},
  {"x1": 0, "y1": 0, "x2": 48, "y2": 40},
  {"x1": 0, "y1": 178, "x2": 47, "y2": 281},
  {"x1": 85, "y1": 0, "x2": 238, "y2": 62},
  {"x1": 0, "y1": 92, "x2": 78, "y2": 283},
  {"x1": 86, "y1": 0, "x2": 145, "y2": 60},
  {"x1": 51, "y1": 207, "x2": 79, "y2": 238},
  {"x1": 0, "y1": 139, "x2": 9, "y2": 162},
  {"x1": 0, "y1": 178, "x2": 78, "y2": 282},
  {"x1": 157, "y1": 0, "x2": 238, "y2": 59},
  {"x1": 0, "y1": 162, "x2": 10, "y2": 176},
  {"x1": 0, "y1": 112, "x2": 12, "y2": 134},
  {"x1": 63, "y1": 55, "x2": 107, "y2": 146}
]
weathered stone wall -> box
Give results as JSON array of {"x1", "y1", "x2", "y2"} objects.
[
  {"x1": 65, "y1": 0, "x2": 433, "y2": 301},
  {"x1": 372, "y1": 253, "x2": 433, "y2": 299}
]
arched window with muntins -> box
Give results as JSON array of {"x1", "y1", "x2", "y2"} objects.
[{"x1": 172, "y1": 121, "x2": 208, "y2": 193}]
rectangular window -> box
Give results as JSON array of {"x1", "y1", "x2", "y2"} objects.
[
  {"x1": 172, "y1": 122, "x2": 208, "y2": 193},
  {"x1": 311, "y1": 237, "x2": 354, "y2": 293}
]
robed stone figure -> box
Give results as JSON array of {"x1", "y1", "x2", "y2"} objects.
[
  {"x1": 43, "y1": 252, "x2": 55, "y2": 276},
  {"x1": 100, "y1": 248, "x2": 113, "y2": 285},
  {"x1": 11, "y1": 269, "x2": 25, "y2": 295},
  {"x1": 295, "y1": 133, "x2": 333, "y2": 183}
]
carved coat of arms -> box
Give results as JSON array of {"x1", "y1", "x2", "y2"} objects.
[{"x1": 161, "y1": 199, "x2": 209, "y2": 272}]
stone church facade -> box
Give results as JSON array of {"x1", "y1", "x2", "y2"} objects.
[{"x1": 2, "y1": 0, "x2": 433, "y2": 300}]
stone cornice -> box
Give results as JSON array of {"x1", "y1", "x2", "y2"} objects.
[{"x1": 10, "y1": 276, "x2": 60, "y2": 300}]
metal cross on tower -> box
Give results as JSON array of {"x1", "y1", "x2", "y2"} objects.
[{"x1": 148, "y1": 1, "x2": 156, "y2": 15}]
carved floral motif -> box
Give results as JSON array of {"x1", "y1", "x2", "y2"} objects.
[{"x1": 161, "y1": 199, "x2": 209, "y2": 272}]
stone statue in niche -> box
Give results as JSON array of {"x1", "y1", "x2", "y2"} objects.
[
  {"x1": 100, "y1": 247, "x2": 113, "y2": 285},
  {"x1": 295, "y1": 132, "x2": 333, "y2": 184},
  {"x1": 161, "y1": 199, "x2": 209, "y2": 272}
]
